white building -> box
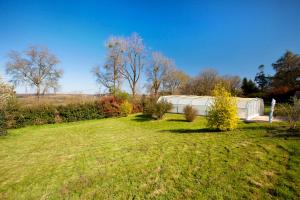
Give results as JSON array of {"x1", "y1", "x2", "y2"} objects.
[{"x1": 158, "y1": 95, "x2": 264, "y2": 120}]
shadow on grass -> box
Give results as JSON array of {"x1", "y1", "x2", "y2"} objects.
[
  {"x1": 240, "y1": 124, "x2": 300, "y2": 138},
  {"x1": 161, "y1": 128, "x2": 219, "y2": 134},
  {"x1": 166, "y1": 119, "x2": 187, "y2": 122},
  {"x1": 131, "y1": 114, "x2": 153, "y2": 122}
]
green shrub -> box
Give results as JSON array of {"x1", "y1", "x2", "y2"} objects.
[
  {"x1": 114, "y1": 89, "x2": 131, "y2": 102},
  {"x1": 207, "y1": 85, "x2": 238, "y2": 131},
  {"x1": 152, "y1": 100, "x2": 173, "y2": 120},
  {"x1": 142, "y1": 98, "x2": 157, "y2": 116},
  {"x1": 58, "y1": 103, "x2": 102, "y2": 122},
  {"x1": 120, "y1": 100, "x2": 133, "y2": 116},
  {"x1": 184, "y1": 105, "x2": 197, "y2": 122}
]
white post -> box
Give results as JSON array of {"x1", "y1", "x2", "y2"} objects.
[{"x1": 269, "y1": 98, "x2": 276, "y2": 123}]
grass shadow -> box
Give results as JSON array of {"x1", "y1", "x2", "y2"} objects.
[
  {"x1": 131, "y1": 114, "x2": 153, "y2": 122},
  {"x1": 166, "y1": 119, "x2": 187, "y2": 122},
  {"x1": 161, "y1": 128, "x2": 219, "y2": 134},
  {"x1": 240, "y1": 124, "x2": 300, "y2": 138}
]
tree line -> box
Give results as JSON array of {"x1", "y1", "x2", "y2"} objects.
[{"x1": 2, "y1": 33, "x2": 300, "y2": 101}]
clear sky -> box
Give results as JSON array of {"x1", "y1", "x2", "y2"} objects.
[{"x1": 0, "y1": 0, "x2": 300, "y2": 94}]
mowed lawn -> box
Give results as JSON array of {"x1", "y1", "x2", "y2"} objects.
[{"x1": 0, "y1": 114, "x2": 299, "y2": 199}]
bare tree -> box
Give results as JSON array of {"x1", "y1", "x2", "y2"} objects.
[
  {"x1": 220, "y1": 75, "x2": 242, "y2": 95},
  {"x1": 5, "y1": 46, "x2": 63, "y2": 98},
  {"x1": 162, "y1": 68, "x2": 189, "y2": 94},
  {"x1": 92, "y1": 37, "x2": 125, "y2": 95},
  {"x1": 119, "y1": 33, "x2": 145, "y2": 98},
  {"x1": 192, "y1": 68, "x2": 219, "y2": 95},
  {"x1": 146, "y1": 52, "x2": 172, "y2": 97}
]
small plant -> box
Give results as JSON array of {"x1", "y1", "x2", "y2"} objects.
[
  {"x1": 276, "y1": 97, "x2": 300, "y2": 131},
  {"x1": 142, "y1": 97, "x2": 157, "y2": 116},
  {"x1": 184, "y1": 105, "x2": 197, "y2": 122},
  {"x1": 152, "y1": 100, "x2": 172, "y2": 120},
  {"x1": 143, "y1": 98, "x2": 172, "y2": 120},
  {"x1": 207, "y1": 84, "x2": 238, "y2": 131},
  {"x1": 120, "y1": 100, "x2": 133, "y2": 116}
]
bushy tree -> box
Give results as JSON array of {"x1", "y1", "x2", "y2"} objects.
[
  {"x1": 272, "y1": 51, "x2": 300, "y2": 90},
  {"x1": 207, "y1": 85, "x2": 238, "y2": 131}
]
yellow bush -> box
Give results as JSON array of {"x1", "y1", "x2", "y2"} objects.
[
  {"x1": 207, "y1": 84, "x2": 238, "y2": 131},
  {"x1": 120, "y1": 100, "x2": 133, "y2": 117}
]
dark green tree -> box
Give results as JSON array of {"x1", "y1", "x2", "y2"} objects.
[
  {"x1": 241, "y1": 78, "x2": 259, "y2": 96},
  {"x1": 272, "y1": 51, "x2": 300, "y2": 90},
  {"x1": 254, "y1": 65, "x2": 270, "y2": 91}
]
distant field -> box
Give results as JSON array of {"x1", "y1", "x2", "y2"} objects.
[
  {"x1": 0, "y1": 114, "x2": 299, "y2": 199},
  {"x1": 16, "y1": 94, "x2": 98, "y2": 106}
]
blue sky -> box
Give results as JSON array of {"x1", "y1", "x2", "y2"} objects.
[{"x1": 0, "y1": 0, "x2": 300, "y2": 93}]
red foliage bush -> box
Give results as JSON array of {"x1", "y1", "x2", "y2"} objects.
[{"x1": 97, "y1": 96, "x2": 121, "y2": 117}]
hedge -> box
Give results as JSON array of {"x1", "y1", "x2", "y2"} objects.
[{"x1": 0, "y1": 95, "x2": 144, "y2": 131}]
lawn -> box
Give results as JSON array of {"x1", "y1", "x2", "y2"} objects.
[{"x1": 0, "y1": 114, "x2": 299, "y2": 199}]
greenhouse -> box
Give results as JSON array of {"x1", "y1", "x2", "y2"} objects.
[{"x1": 158, "y1": 95, "x2": 264, "y2": 120}]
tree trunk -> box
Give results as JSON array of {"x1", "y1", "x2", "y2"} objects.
[{"x1": 36, "y1": 85, "x2": 40, "y2": 102}]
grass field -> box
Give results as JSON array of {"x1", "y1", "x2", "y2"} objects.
[{"x1": 0, "y1": 114, "x2": 299, "y2": 199}]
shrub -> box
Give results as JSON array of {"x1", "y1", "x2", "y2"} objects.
[
  {"x1": 207, "y1": 85, "x2": 238, "y2": 131},
  {"x1": 97, "y1": 96, "x2": 121, "y2": 117},
  {"x1": 0, "y1": 109, "x2": 6, "y2": 136},
  {"x1": 114, "y1": 89, "x2": 131, "y2": 102},
  {"x1": 152, "y1": 100, "x2": 172, "y2": 120},
  {"x1": 184, "y1": 105, "x2": 197, "y2": 122},
  {"x1": 276, "y1": 97, "x2": 300, "y2": 130},
  {"x1": 58, "y1": 103, "x2": 102, "y2": 122},
  {"x1": 120, "y1": 100, "x2": 133, "y2": 116},
  {"x1": 0, "y1": 78, "x2": 15, "y2": 135},
  {"x1": 143, "y1": 98, "x2": 157, "y2": 116}
]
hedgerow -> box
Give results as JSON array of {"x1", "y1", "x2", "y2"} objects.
[{"x1": 2, "y1": 95, "x2": 142, "y2": 131}]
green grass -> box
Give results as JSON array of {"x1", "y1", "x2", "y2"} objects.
[{"x1": 0, "y1": 114, "x2": 299, "y2": 199}]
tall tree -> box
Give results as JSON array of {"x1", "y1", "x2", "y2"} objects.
[
  {"x1": 92, "y1": 37, "x2": 125, "y2": 95},
  {"x1": 119, "y1": 33, "x2": 145, "y2": 98},
  {"x1": 146, "y1": 52, "x2": 172, "y2": 97},
  {"x1": 272, "y1": 51, "x2": 300, "y2": 90},
  {"x1": 254, "y1": 65, "x2": 270, "y2": 91},
  {"x1": 5, "y1": 46, "x2": 63, "y2": 98}
]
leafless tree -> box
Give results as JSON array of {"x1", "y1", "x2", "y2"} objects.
[
  {"x1": 92, "y1": 36, "x2": 125, "y2": 95},
  {"x1": 162, "y1": 68, "x2": 189, "y2": 94},
  {"x1": 119, "y1": 33, "x2": 145, "y2": 98},
  {"x1": 220, "y1": 75, "x2": 242, "y2": 95},
  {"x1": 192, "y1": 68, "x2": 219, "y2": 95},
  {"x1": 146, "y1": 52, "x2": 172, "y2": 97},
  {"x1": 5, "y1": 46, "x2": 63, "y2": 98}
]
